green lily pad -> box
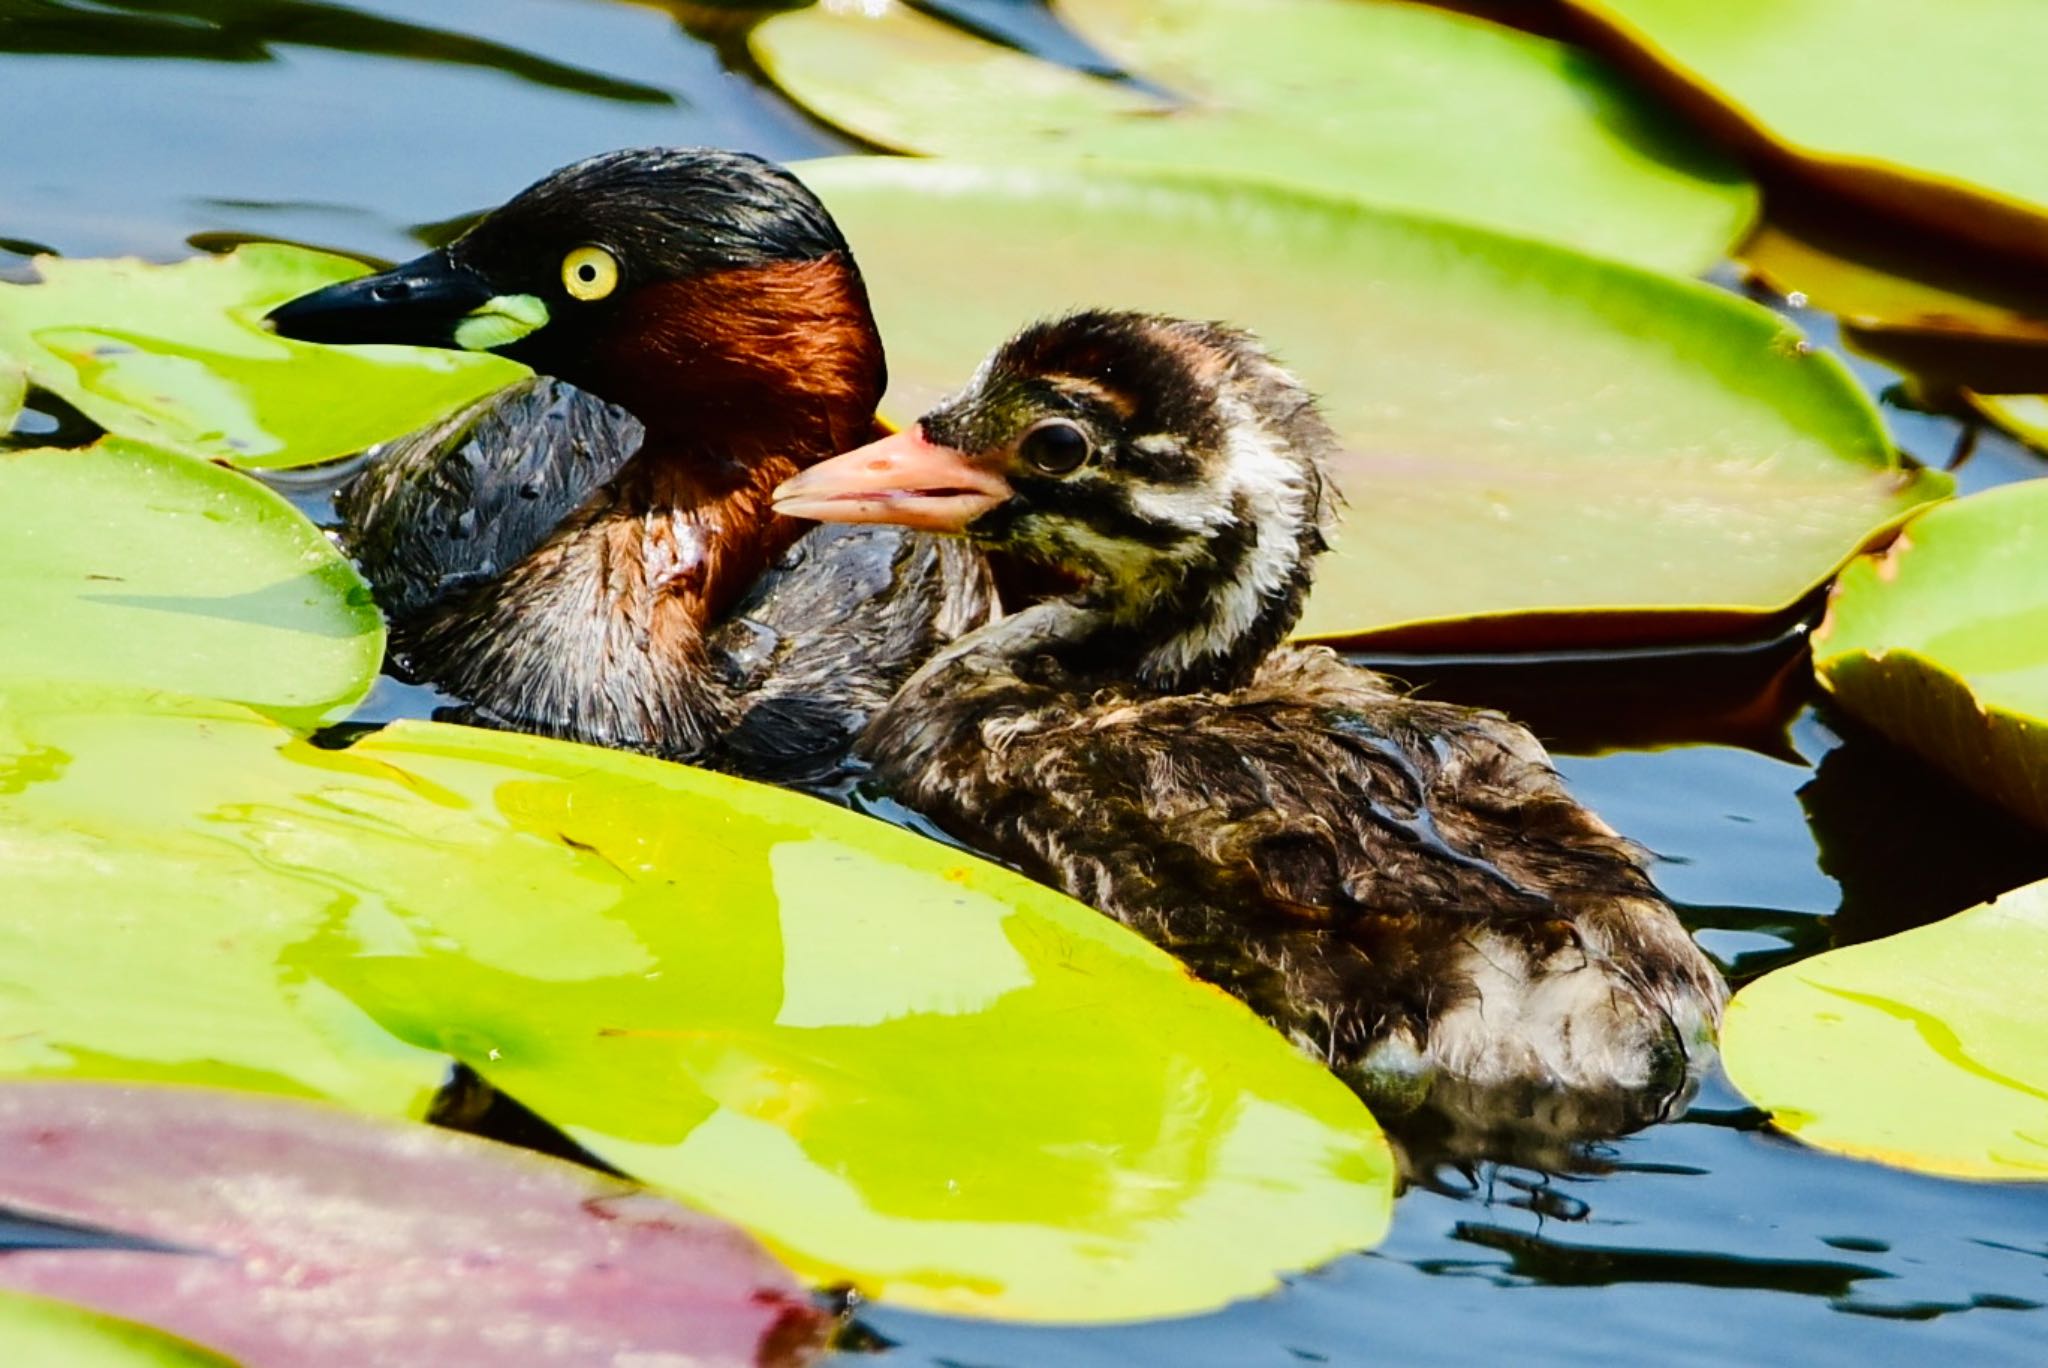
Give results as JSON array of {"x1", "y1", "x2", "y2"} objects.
[
  {"x1": 0, "y1": 1081, "x2": 825, "y2": 1368},
  {"x1": 1723, "y1": 878, "x2": 2048, "y2": 1180},
  {"x1": 0, "y1": 246, "x2": 523, "y2": 468},
  {"x1": 0, "y1": 683, "x2": 1392, "y2": 1323},
  {"x1": 0, "y1": 360, "x2": 23, "y2": 431},
  {"x1": 0, "y1": 1293, "x2": 235, "y2": 1368},
  {"x1": 1563, "y1": 0, "x2": 2048, "y2": 265},
  {"x1": 1813, "y1": 480, "x2": 2048, "y2": 832},
  {"x1": 799, "y1": 158, "x2": 1946, "y2": 647},
  {"x1": 752, "y1": 0, "x2": 1753, "y2": 274},
  {"x1": 0, "y1": 442, "x2": 382, "y2": 728}
]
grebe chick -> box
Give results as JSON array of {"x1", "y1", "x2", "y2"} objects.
[{"x1": 775, "y1": 310, "x2": 1727, "y2": 1105}]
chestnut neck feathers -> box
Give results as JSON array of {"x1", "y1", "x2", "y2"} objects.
[
  {"x1": 926, "y1": 313, "x2": 1338, "y2": 694},
  {"x1": 594, "y1": 255, "x2": 884, "y2": 469}
]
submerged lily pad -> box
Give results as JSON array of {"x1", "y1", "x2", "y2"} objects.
[
  {"x1": 0, "y1": 246, "x2": 523, "y2": 467},
  {"x1": 0, "y1": 1293, "x2": 234, "y2": 1368},
  {"x1": 1563, "y1": 0, "x2": 2048, "y2": 265},
  {"x1": 0, "y1": 1081, "x2": 825, "y2": 1367},
  {"x1": 1723, "y1": 879, "x2": 2048, "y2": 1180},
  {"x1": 0, "y1": 684, "x2": 1392, "y2": 1323},
  {"x1": 1969, "y1": 394, "x2": 2048, "y2": 453},
  {"x1": 753, "y1": 0, "x2": 1753, "y2": 274},
  {"x1": 1739, "y1": 222, "x2": 2048, "y2": 397},
  {"x1": 0, "y1": 442, "x2": 382, "y2": 728},
  {"x1": 1812, "y1": 480, "x2": 2048, "y2": 832},
  {"x1": 800, "y1": 158, "x2": 1946, "y2": 647},
  {"x1": 1736, "y1": 220, "x2": 2048, "y2": 401}
]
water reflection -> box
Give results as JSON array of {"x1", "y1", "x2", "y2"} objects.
[
  {"x1": 1441, "y1": 1222, "x2": 1890, "y2": 1298},
  {"x1": 2, "y1": 0, "x2": 676, "y2": 103},
  {"x1": 0, "y1": 0, "x2": 841, "y2": 259},
  {"x1": 848, "y1": 1073, "x2": 2048, "y2": 1366}
]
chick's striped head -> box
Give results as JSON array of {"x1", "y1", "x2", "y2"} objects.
[{"x1": 778, "y1": 311, "x2": 1340, "y2": 613}]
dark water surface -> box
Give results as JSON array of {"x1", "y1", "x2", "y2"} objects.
[{"x1": 6, "y1": 3, "x2": 2048, "y2": 1364}]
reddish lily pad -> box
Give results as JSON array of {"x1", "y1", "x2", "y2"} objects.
[{"x1": 0, "y1": 1080, "x2": 825, "y2": 1368}]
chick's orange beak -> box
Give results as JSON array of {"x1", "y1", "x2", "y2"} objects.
[{"x1": 772, "y1": 426, "x2": 1011, "y2": 533}]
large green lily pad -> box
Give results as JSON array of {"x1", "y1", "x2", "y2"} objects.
[
  {"x1": 0, "y1": 1294, "x2": 234, "y2": 1368},
  {"x1": 0, "y1": 1081, "x2": 824, "y2": 1368},
  {"x1": 1813, "y1": 480, "x2": 2048, "y2": 832},
  {"x1": 0, "y1": 442, "x2": 382, "y2": 728},
  {"x1": 1723, "y1": 878, "x2": 2048, "y2": 1180},
  {"x1": 0, "y1": 246, "x2": 523, "y2": 467},
  {"x1": 800, "y1": 158, "x2": 1946, "y2": 647},
  {"x1": 1564, "y1": 0, "x2": 2048, "y2": 266},
  {"x1": 0, "y1": 684, "x2": 1392, "y2": 1323},
  {"x1": 752, "y1": 0, "x2": 1752, "y2": 274}
]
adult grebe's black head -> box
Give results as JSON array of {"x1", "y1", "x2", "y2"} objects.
[{"x1": 268, "y1": 148, "x2": 883, "y2": 437}]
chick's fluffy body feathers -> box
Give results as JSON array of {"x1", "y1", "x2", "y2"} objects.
[{"x1": 853, "y1": 311, "x2": 1726, "y2": 1100}]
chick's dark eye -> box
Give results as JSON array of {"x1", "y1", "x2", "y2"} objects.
[{"x1": 1018, "y1": 420, "x2": 1091, "y2": 475}]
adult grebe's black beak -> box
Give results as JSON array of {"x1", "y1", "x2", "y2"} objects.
[{"x1": 266, "y1": 250, "x2": 500, "y2": 349}]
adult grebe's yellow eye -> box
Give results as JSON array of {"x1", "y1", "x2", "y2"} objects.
[{"x1": 561, "y1": 245, "x2": 619, "y2": 302}]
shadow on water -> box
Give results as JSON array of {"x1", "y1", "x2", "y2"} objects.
[
  {"x1": 1803, "y1": 713, "x2": 2048, "y2": 950},
  {"x1": 1354, "y1": 620, "x2": 1813, "y2": 758},
  {"x1": 1439, "y1": 1221, "x2": 1890, "y2": 1298}
]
